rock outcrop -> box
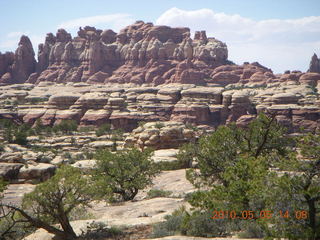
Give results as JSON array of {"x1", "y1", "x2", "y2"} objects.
[
  {"x1": 0, "y1": 22, "x2": 319, "y2": 133},
  {"x1": 0, "y1": 79, "x2": 319, "y2": 133},
  {"x1": 0, "y1": 36, "x2": 36, "y2": 84},
  {"x1": 0, "y1": 21, "x2": 229, "y2": 86},
  {"x1": 308, "y1": 53, "x2": 320, "y2": 73}
]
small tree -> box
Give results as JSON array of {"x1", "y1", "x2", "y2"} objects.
[
  {"x1": 1, "y1": 165, "x2": 96, "y2": 239},
  {"x1": 53, "y1": 120, "x2": 78, "y2": 134},
  {"x1": 0, "y1": 120, "x2": 31, "y2": 145},
  {"x1": 94, "y1": 148, "x2": 159, "y2": 201},
  {"x1": 187, "y1": 113, "x2": 289, "y2": 187},
  {"x1": 184, "y1": 113, "x2": 292, "y2": 237},
  {"x1": 265, "y1": 133, "x2": 320, "y2": 239}
]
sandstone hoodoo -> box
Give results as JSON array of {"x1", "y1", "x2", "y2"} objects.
[
  {"x1": 308, "y1": 53, "x2": 320, "y2": 73},
  {"x1": 0, "y1": 21, "x2": 231, "y2": 86}
]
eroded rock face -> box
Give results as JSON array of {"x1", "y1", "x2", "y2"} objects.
[
  {"x1": 125, "y1": 121, "x2": 198, "y2": 150},
  {"x1": 308, "y1": 53, "x2": 320, "y2": 73},
  {"x1": 0, "y1": 36, "x2": 36, "y2": 84},
  {"x1": 1, "y1": 21, "x2": 229, "y2": 86},
  {"x1": 1, "y1": 80, "x2": 319, "y2": 133}
]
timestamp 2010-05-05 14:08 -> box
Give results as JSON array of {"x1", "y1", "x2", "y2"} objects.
[{"x1": 211, "y1": 210, "x2": 308, "y2": 220}]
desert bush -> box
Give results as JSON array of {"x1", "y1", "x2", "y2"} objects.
[
  {"x1": 180, "y1": 211, "x2": 229, "y2": 237},
  {"x1": 154, "y1": 122, "x2": 165, "y2": 129},
  {"x1": 95, "y1": 123, "x2": 111, "y2": 137},
  {"x1": 151, "y1": 207, "x2": 187, "y2": 238},
  {"x1": 154, "y1": 160, "x2": 182, "y2": 171},
  {"x1": 147, "y1": 189, "x2": 172, "y2": 199},
  {"x1": 53, "y1": 120, "x2": 78, "y2": 134},
  {"x1": 237, "y1": 220, "x2": 266, "y2": 238},
  {"x1": 82, "y1": 221, "x2": 124, "y2": 239},
  {"x1": 79, "y1": 126, "x2": 95, "y2": 133},
  {"x1": 152, "y1": 207, "x2": 230, "y2": 238},
  {"x1": 176, "y1": 142, "x2": 198, "y2": 169}
]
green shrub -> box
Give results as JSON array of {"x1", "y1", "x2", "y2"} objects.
[
  {"x1": 79, "y1": 126, "x2": 94, "y2": 133},
  {"x1": 69, "y1": 206, "x2": 95, "y2": 221},
  {"x1": 152, "y1": 208, "x2": 229, "y2": 238},
  {"x1": 0, "y1": 144, "x2": 4, "y2": 153},
  {"x1": 185, "y1": 123, "x2": 198, "y2": 131},
  {"x1": 82, "y1": 221, "x2": 124, "y2": 239},
  {"x1": 151, "y1": 208, "x2": 187, "y2": 238},
  {"x1": 176, "y1": 142, "x2": 198, "y2": 169},
  {"x1": 154, "y1": 122, "x2": 165, "y2": 129},
  {"x1": 14, "y1": 129, "x2": 28, "y2": 145},
  {"x1": 1, "y1": 121, "x2": 32, "y2": 145},
  {"x1": 0, "y1": 217, "x2": 34, "y2": 240},
  {"x1": 53, "y1": 120, "x2": 78, "y2": 134},
  {"x1": 180, "y1": 211, "x2": 229, "y2": 237},
  {"x1": 95, "y1": 123, "x2": 111, "y2": 137},
  {"x1": 83, "y1": 150, "x2": 94, "y2": 159},
  {"x1": 147, "y1": 189, "x2": 172, "y2": 199},
  {"x1": 237, "y1": 220, "x2": 266, "y2": 238},
  {"x1": 154, "y1": 161, "x2": 182, "y2": 171}
]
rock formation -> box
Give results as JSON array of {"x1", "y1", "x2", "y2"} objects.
[
  {"x1": 0, "y1": 21, "x2": 229, "y2": 85},
  {"x1": 308, "y1": 53, "x2": 320, "y2": 73},
  {"x1": 0, "y1": 36, "x2": 36, "y2": 84},
  {"x1": 0, "y1": 21, "x2": 319, "y2": 133},
  {"x1": 1, "y1": 76, "x2": 319, "y2": 133}
]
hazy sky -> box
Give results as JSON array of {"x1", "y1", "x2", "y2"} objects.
[{"x1": 1, "y1": 0, "x2": 320, "y2": 73}]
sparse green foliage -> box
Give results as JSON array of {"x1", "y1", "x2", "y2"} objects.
[
  {"x1": 151, "y1": 207, "x2": 230, "y2": 238},
  {"x1": 94, "y1": 148, "x2": 159, "y2": 201},
  {"x1": 0, "y1": 120, "x2": 31, "y2": 145},
  {"x1": 187, "y1": 113, "x2": 289, "y2": 188},
  {"x1": 82, "y1": 221, "x2": 124, "y2": 239},
  {"x1": 95, "y1": 123, "x2": 111, "y2": 137},
  {"x1": 154, "y1": 122, "x2": 165, "y2": 129},
  {"x1": 0, "y1": 178, "x2": 7, "y2": 196},
  {"x1": 265, "y1": 133, "x2": 320, "y2": 238},
  {"x1": 79, "y1": 125, "x2": 94, "y2": 133},
  {"x1": 147, "y1": 189, "x2": 172, "y2": 199},
  {"x1": 237, "y1": 220, "x2": 266, "y2": 238},
  {"x1": 138, "y1": 121, "x2": 146, "y2": 127},
  {"x1": 181, "y1": 113, "x2": 320, "y2": 238},
  {"x1": 110, "y1": 128, "x2": 124, "y2": 151},
  {"x1": 176, "y1": 142, "x2": 198, "y2": 169},
  {"x1": 185, "y1": 123, "x2": 198, "y2": 131},
  {"x1": 34, "y1": 119, "x2": 44, "y2": 134},
  {"x1": 154, "y1": 160, "x2": 182, "y2": 171},
  {"x1": 33, "y1": 119, "x2": 52, "y2": 135},
  {"x1": 0, "y1": 144, "x2": 4, "y2": 153},
  {"x1": 53, "y1": 120, "x2": 78, "y2": 134},
  {"x1": 20, "y1": 165, "x2": 96, "y2": 239}
]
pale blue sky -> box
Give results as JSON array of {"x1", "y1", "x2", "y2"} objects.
[{"x1": 1, "y1": 0, "x2": 320, "y2": 73}]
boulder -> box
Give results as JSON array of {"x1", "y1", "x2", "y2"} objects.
[
  {"x1": 0, "y1": 163, "x2": 23, "y2": 180},
  {"x1": 18, "y1": 163, "x2": 56, "y2": 182}
]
